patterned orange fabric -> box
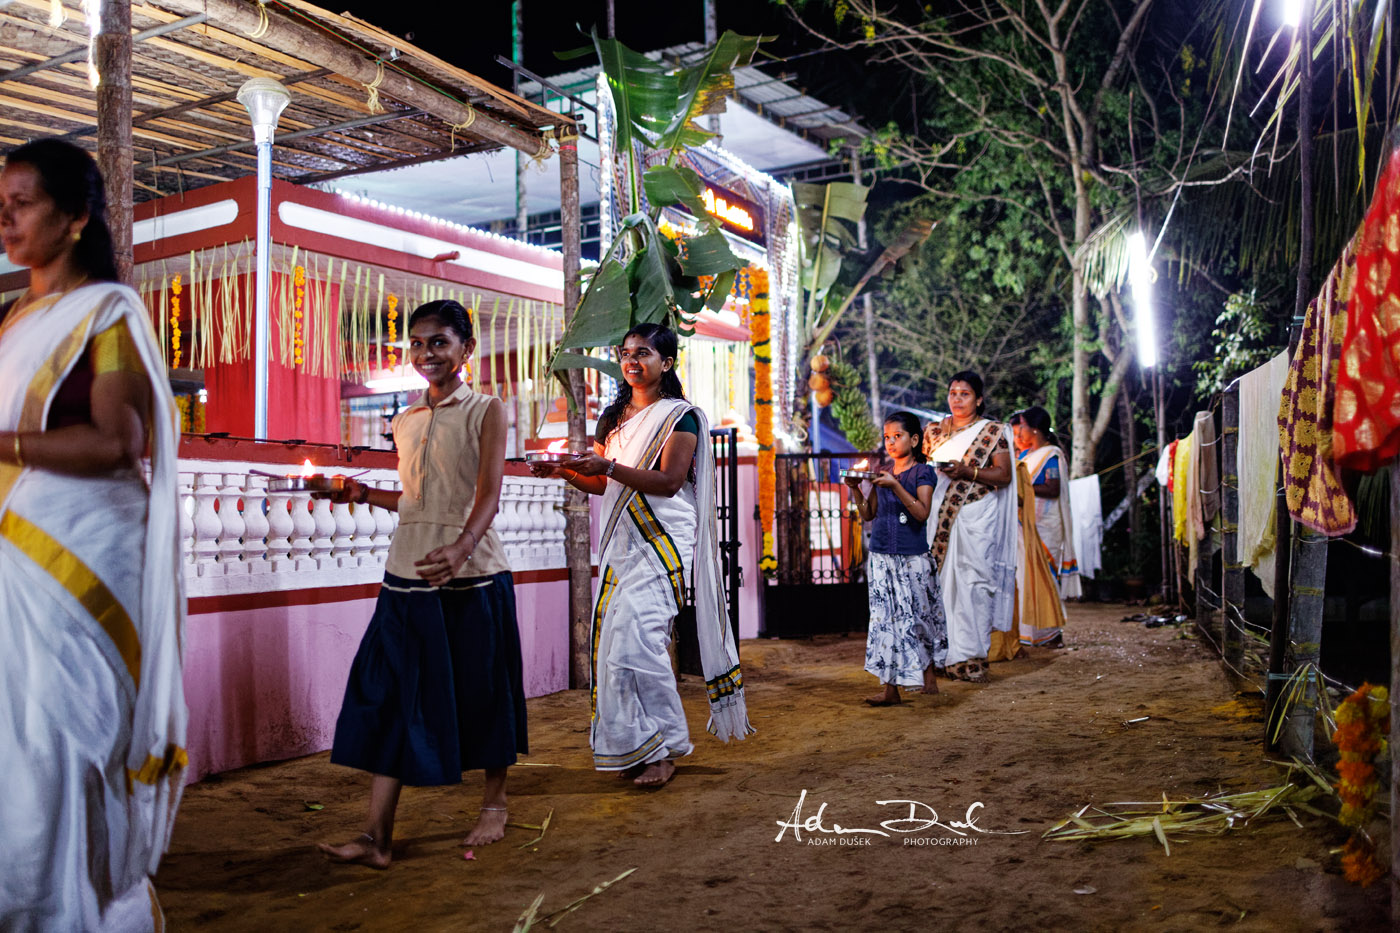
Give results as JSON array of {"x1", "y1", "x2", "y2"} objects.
[
  {"x1": 1333, "y1": 147, "x2": 1400, "y2": 473},
  {"x1": 1278, "y1": 236, "x2": 1358, "y2": 536}
]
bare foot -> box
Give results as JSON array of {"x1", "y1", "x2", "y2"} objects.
[
  {"x1": 634, "y1": 760, "x2": 675, "y2": 788},
  {"x1": 616, "y1": 764, "x2": 646, "y2": 780},
  {"x1": 920, "y1": 676, "x2": 940, "y2": 695},
  {"x1": 864, "y1": 684, "x2": 901, "y2": 706},
  {"x1": 463, "y1": 808, "x2": 508, "y2": 846},
  {"x1": 317, "y1": 833, "x2": 390, "y2": 869}
]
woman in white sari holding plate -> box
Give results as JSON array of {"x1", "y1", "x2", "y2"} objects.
[
  {"x1": 0, "y1": 140, "x2": 185, "y2": 930},
  {"x1": 1010, "y1": 406, "x2": 1081, "y2": 603},
  {"x1": 532, "y1": 324, "x2": 751, "y2": 788},
  {"x1": 923, "y1": 371, "x2": 1018, "y2": 682}
]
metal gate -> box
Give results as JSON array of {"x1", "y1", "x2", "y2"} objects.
[
  {"x1": 761, "y1": 451, "x2": 873, "y2": 637},
  {"x1": 676, "y1": 427, "x2": 742, "y2": 675}
]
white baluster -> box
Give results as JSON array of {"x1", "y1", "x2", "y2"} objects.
[
  {"x1": 331, "y1": 498, "x2": 356, "y2": 567},
  {"x1": 217, "y1": 473, "x2": 247, "y2": 572},
  {"x1": 178, "y1": 472, "x2": 195, "y2": 567},
  {"x1": 371, "y1": 481, "x2": 395, "y2": 562},
  {"x1": 501, "y1": 479, "x2": 525, "y2": 558},
  {"x1": 547, "y1": 482, "x2": 567, "y2": 562},
  {"x1": 266, "y1": 489, "x2": 294, "y2": 569},
  {"x1": 241, "y1": 475, "x2": 271, "y2": 572},
  {"x1": 192, "y1": 472, "x2": 221, "y2": 575},
  {"x1": 289, "y1": 490, "x2": 315, "y2": 567},
  {"x1": 352, "y1": 494, "x2": 377, "y2": 567},
  {"x1": 526, "y1": 481, "x2": 547, "y2": 558},
  {"x1": 310, "y1": 492, "x2": 335, "y2": 567}
]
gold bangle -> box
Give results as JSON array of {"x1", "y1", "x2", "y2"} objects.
[
  {"x1": 12, "y1": 433, "x2": 22, "y2": 467},
  {"x1": 973, "y1": 465, "x2": 979, "y2": 482}
]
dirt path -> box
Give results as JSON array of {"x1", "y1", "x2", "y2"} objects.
[{"x1": 157, "y1": 603, "x2": 1388, "y2": 931}]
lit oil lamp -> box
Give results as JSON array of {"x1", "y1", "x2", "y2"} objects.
[
  {"x1": 264, "y1": 458, "x2": 346, "y2": 493},
  {"x1": 523, "y1": 438, "x2": 585, "y2": 464},
  {"x1": 840, "y1": 458, "x2": 880, "y2": 481}
]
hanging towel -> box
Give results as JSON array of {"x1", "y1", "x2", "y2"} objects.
[
  {"x1": 1239, "y1": 351, "x2": 1290, "y2": 597},
  {"x1": 1068, "y1": 474, "x2": 1103, "y2": 580}
]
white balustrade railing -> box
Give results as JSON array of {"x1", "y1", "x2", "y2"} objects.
[{"x1": 176, "y1": 459, "x2": 571, "y2": 599}]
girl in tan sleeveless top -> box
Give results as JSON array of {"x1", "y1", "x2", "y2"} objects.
[{"x1": 317, "y1": 300, "x2": 525, "y2": 868}]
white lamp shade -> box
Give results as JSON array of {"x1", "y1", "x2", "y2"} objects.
[{"x1": 237, "y1": 77, "x2": 292, "y2": 144}]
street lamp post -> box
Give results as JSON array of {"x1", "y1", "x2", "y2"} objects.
[
  {"x1": 236, "y1": 77, "x2": 291, "y2": 439},
  {"x1": 1128, "y1": 232, "x2": 1170, "y2": 602}
]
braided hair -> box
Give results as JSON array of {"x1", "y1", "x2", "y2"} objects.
[
  {"x1": 5, "y1": 139, "x2": 118, "y2": 282},
  {"x1": 595, "y1": 323, "x2": 685, "y2": 443}
]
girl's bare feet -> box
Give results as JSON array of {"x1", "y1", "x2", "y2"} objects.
[
  {"x1": 634, "y1": 760, "x2": 675, "y2": 788},
  {"x1": 463, "y1": 807, "x2": 508, "y2": 846},
  {"x1": 864, "y1": 684, "x2": 901, "y2": 706},
  {"x1": 920, "y1": 673, "x2": 940, "y2": 695},
  {"x1": 317, "y1": 833, "x2": 390, "y2": 869}
]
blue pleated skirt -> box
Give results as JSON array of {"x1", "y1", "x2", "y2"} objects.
[{"x1": 330, "y1": 570, "x2": 528, "y2": 786}]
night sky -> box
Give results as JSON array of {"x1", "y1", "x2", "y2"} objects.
[{"x1": 336, "y1": 1, "x2": 876, "y2": 121}]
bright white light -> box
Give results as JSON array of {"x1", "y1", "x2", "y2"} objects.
[
  {"x1": 1127, "y1": 232, "x2": 1157, "y2": 368},
  {"x1": 1282, "y1": 0, "x2": 1303, "y2": 27},
  {"x1": 364, "y1": 372, "x2": 428, "y2": 393}
]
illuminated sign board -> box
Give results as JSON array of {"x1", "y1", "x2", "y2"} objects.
[{"x1": 678, "y1": 181, "x2": 766, "y2": 248}]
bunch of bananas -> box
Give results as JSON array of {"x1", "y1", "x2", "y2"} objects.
[{"x1": 809, "y1": 353, "x2": 880, "y2": 451}]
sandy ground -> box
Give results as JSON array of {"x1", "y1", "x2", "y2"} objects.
[{"x1": 157, "y1": 603, "x2": 1390, "y2": 932}]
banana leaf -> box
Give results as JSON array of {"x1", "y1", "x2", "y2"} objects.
[
  {"x1": 642, "y1": 164, "x2": 710, "y2": 219},
  {"x1": 678, "y1": 227, "x2": 743, "y2": 277},
  {"x1": 653, "y1": 31, "x2": 765, "y2": 152},
  {"x1": 558, "y1": 260, "x2": 632, "y2": 350}
]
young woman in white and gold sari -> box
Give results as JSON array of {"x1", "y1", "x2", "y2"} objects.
[
  {"x1": 0, "y1": 139, "x2": 186, "y2": 931},
  {"x1": 532, "y1": 324, "x2": 751, "y2": 789}
]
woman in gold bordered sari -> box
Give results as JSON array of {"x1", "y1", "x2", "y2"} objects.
[
  {"x1": 533, "y1": 324, "x2": 751, "y2": 789},
  {"x1": 0, "y1": 139, "x2": 185, "y2": 931}
]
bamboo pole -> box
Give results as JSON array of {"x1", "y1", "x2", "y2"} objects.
[
  {"x1": 97, "y1": 0, "x2": 133, "y2": 285},
  {"x1": 559, "y1": 131, "x2": 591, "y2": 690},
  {"x1": 1221, "y1": 385, "x2": 1244, "y2": 672},
  {"x1": 153, "y1": 0, "x2": 550, "y2": 156}
]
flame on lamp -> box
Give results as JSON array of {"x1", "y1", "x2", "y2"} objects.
[
  {"x1": 300, "y1": 459, "x2": 316, "y2": 477},
  {"x1": 853, "y1": 459, "x2": 869, "y2": 470},
  {"x1": 546, "y1": 439, "x2": 569, "y2": 454}
]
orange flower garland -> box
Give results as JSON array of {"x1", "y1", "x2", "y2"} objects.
[
  {"x1": 386, "y1": 293, "x2": 399, "y2": 369},
  {"x1": 169, "y1": 274, "x2": 182, "y2": 368},
  {"x1": 293, "y1": 265, "x2": 306, "y2": 367},
  {"x1": 1332, "y1": 683, "x2": 1389, "y2": 886},
  {"x1": 750, "y1": 266, "x2": 777, "y2": 576}
]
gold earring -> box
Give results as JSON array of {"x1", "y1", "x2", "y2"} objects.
[{"x1": 72, "y1": 231, "x2": 81, "y2": 242}]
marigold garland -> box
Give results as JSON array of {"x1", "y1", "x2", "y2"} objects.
[
  {"x1": 386, "y1": 293, "x2": 399, "y2": 369},
  {"x1": 292, "y1": 265, "x2": 306, "y2": 367},
  {"x1": 169, "y1": 274, "x2": 182, "y2": 368},
  {"x1": 750, "y1": 266, "x2": 777, "y2": 576},
  {"x1": 1332, "y1": 683, "x2": 1389, "y2": 886}
]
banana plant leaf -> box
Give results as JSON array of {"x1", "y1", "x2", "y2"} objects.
[
  {"x1": 653, "y1": 31, "x2": 765, "y2": 152},
  {"x1": 558, "y1": 260, "x2": 632, "y2": 350},
  {"x1": 678, "y1": 227, "x2": 743, "y2": 277},
  {"x1": 792, "y1": 182, "x2": 868, "y2": 322},
  {"x1": 642, "y1": 164, "x2": 710, "y2": 221}
]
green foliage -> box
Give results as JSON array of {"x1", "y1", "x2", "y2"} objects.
[
  {"x1": 824, "y1": 357, "x2": 880, "y2": 451},
  {"x1": 550, "y1": 31, "x2": 761, "y2": 377},
  {"x1": 1189, "y1": 290, "x2": 1285, "y2": 399}
]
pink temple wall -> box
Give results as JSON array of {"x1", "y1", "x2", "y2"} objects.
[{"x1": 182, "y1": 577, "x2": 571, "y2": 783}]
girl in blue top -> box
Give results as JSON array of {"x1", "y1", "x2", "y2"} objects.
[{"x1": 845, "y1": 411, "x2": 949, "y2": 706}]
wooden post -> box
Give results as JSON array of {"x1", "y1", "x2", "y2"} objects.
[
  {"x1": 1281, "y1": 529, "x2": 1327, "y2": 759},
  {"x1": 1221, "y1": 384, "x2": 1245, "y2": 671},
  {"x1": 559, "y1": 129, "x2": 592, "y2": 690},
  {"x1": 96, "y1": 0, "x2": 133, "y2": 285}
]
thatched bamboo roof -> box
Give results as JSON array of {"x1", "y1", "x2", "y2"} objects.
[{"x1": 0, "y1": 0, "x2": 572, "y2": 200}]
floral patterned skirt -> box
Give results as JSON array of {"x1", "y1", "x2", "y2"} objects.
[{"x1": 865, "y1": 551, "x2": 948, "y2": 687}]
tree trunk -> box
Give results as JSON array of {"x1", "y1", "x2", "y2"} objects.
[{"x1": 96, "y1": 0, "x2": 133, "y2": 285}]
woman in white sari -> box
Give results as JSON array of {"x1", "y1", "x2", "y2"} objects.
[
  {"x1": 1010, "y1": 406, "x2": 1081, "y2": 603},
  {"x1": 532, "y1": 324, "x2": 750, "y2": 788},
  {"x1": 923, "y1": 371, "x2": 1017, "y2": 682},
  {"x1": 0, "y1": 140, "x2": 185, "y2": 930}
]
